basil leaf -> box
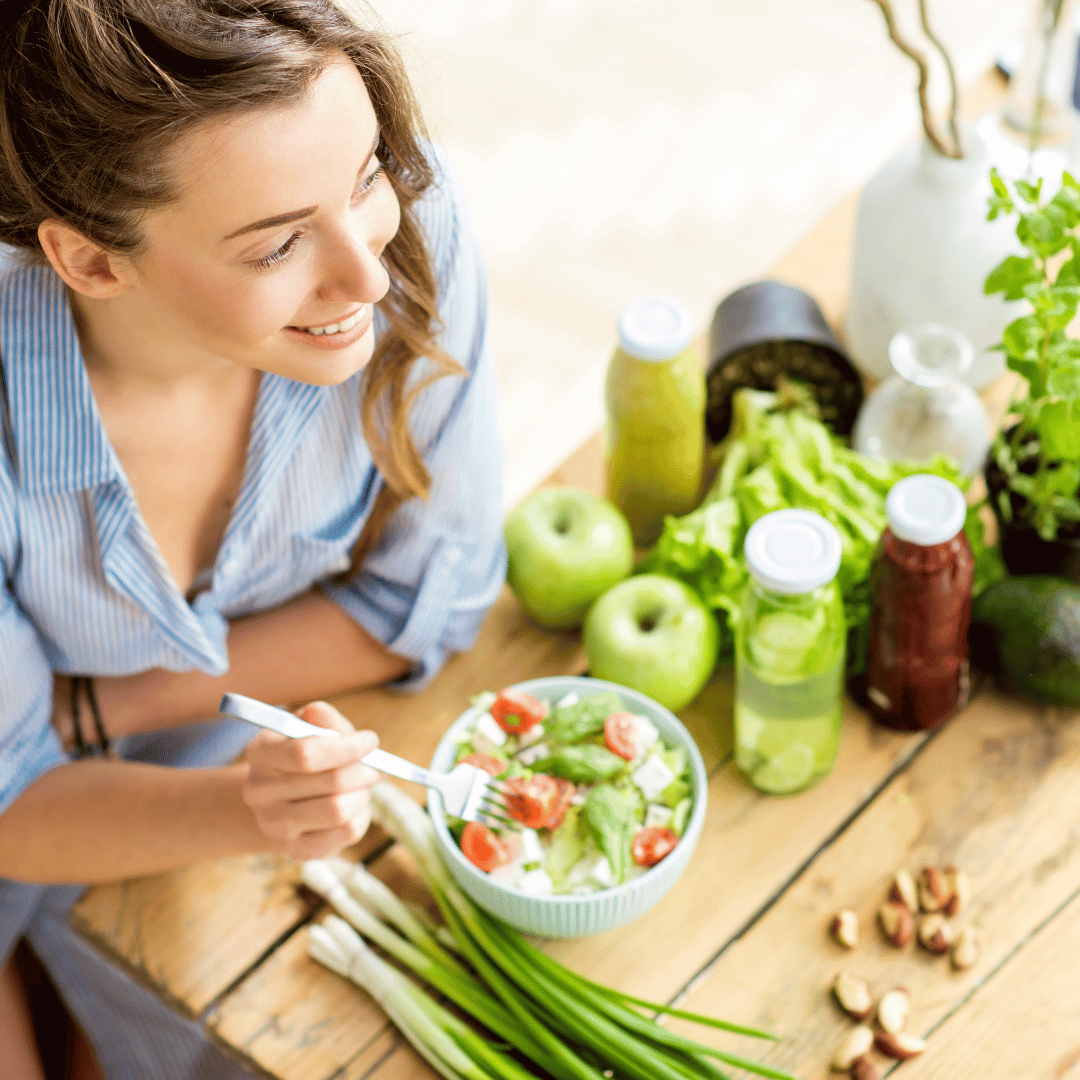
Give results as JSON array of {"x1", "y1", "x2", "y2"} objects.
[
  {"x1": 531, "y1": 744, "x2": 627, "y2": 783},
  {"x1": 545, "y1": 691, "x2": 623, "y2": 743}
]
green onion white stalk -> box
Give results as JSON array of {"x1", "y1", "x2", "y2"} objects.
[{"x1": 304, "y1": 783, "x2": 796, "y2": 1080}]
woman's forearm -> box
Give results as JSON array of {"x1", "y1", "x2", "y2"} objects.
[
  {"x1": 0, "y1": 759, "x2": 271, "y2": 884},
  {"x1": 97, "y1": 591, "x2": 410, "y2": 736}
]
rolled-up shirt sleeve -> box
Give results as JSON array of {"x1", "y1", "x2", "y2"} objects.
[
  {"x1": 321, "y1": 151, "x2": 506, "y2": 688},
  {"x1": 0, "y1": 484, "x2": 67, "y2": 817}
]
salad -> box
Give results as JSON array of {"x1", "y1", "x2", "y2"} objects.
[{"x1": 447, "y1": 686, "x2": 694, "y2": 895}]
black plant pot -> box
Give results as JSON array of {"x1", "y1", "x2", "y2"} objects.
[
  {"x1": 706, "y1": 280, "x2": 864, "y2": 442},
  {"x1": 984, "y1": 433, "x2": 1080, "y2": 583}
]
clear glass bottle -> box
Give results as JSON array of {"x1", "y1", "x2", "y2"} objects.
[
  {"x1": 735, "y1": 509, "x2": 846, "y2": 795},
  {"x1": 852, "y1": 323, "x2": 991, "y2": 476},
  {"x1": 605, "y1": 296, "x2": 705, "y2": 547}
]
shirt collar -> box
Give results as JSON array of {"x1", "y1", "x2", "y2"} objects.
[{"x1": 0, "y1": 264, "x2": 118, "y2": 496}]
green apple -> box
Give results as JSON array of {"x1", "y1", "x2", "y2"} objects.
[
  {"x1": 584, "y1": 574, "x2": 719, "y2": 711},
  {"x1": 504, "y1": 487, "x2": 634, "y2": 628}
]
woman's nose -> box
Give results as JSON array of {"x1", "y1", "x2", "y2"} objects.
[{"x1": 316, "y1": 227, "x2": 390, "y2": 305}]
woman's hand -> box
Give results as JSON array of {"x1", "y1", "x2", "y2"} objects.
[{"x1": 241, "y1": 701, "x2": 381, "y2": 860}]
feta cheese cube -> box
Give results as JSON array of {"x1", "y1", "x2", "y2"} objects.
[
  {"x1": 588, "y1": 856, "x2": 614, "y2": 888},
  {"x1": 472, "y1": 711, "x2": 507, "y2": 751},
  {"x1": 569, "y1": 791, "x2": 587, "y2": 806},
  {"x1": 519, "y1": 722, "x2": 546, "y2": 748},
  {"x1": 519, "y1": 868, "x2": 554, "y2": 895},
  {"x1": 516, "y1": 742, "x2": 550, "y2": 767},
  {"x1": 630, "y1": 714, "x2": 660, "y2": 756},
  {"x1": 488, "y1": 861, "x2": 523, "y2": 889},
  {"x1": 556, "y1": 692, "x2": 579, "y2": 708},
  {"x1": 519, "y1": 828, "x2": 545, "y2": 865},
  {"x1": 645, "y1": 803, "x2": 674, "y2": 829},
  {"x1": 631, "y1": 755, "x2": 676, "y2": 802}
]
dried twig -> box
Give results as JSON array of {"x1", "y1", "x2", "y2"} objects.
[
  {"x1": 917, "y1": 0, "x2": 963, "y2": 157},
  {"x1": 867, "y1": 0, "x2": 959, "y2": 158}
]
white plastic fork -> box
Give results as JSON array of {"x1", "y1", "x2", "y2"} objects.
[{"x1": 218, "y1": 693, "x2": 516, "y2": 828}]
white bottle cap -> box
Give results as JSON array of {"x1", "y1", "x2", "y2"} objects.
[
  {"x1": 617, "y1": 296, "x2": 694, "y2": 361},
  {"x1": 886, "y1": 474, "x2": 967, "y2": 545},
  {"x1": 743, "y1": 509, "x2": 843, "y2": 594}
]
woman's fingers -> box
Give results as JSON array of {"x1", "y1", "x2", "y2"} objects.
[
  {"x1": 244, "y1": 759, "x2": 381, "y2": 806},
  {"x1": 286, "y1": 809, "x2": 374, "y2": 861},
  {"x1": 246, "y1": 725, "x2": 379, "y2": 775},
  {"x1": 241, "y1": 702, "x2": 383, "y2": 857}
]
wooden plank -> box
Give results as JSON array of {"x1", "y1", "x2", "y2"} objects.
[
  {"x1": 204, "y1": 843, "x2": 438, "y2": 1080},
  {"x1": 896, "y1": 887, "x2": 1080, "y2": 1079},
  {"x1": 69, "y1": 853, "x2": 320, "y2": 1020},
  {"x1": 206, "y1": 923, "x2": 390, "y2": 1080},
  {"x1": 661, "y1": 690, "x2": 1080, "y2": 1079}
]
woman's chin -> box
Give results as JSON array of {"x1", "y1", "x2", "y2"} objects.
[{"x1": 274, "y1": 323, "x2": 377, "y2": 385}]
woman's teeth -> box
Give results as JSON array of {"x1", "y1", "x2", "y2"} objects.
[{"x1": 300, "y1": 310, "x2": 363, "y2": 336}]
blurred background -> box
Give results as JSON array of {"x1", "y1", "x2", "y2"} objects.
[{"x1": 360, "y1": 1, "x2": 1029, "y2": 506}]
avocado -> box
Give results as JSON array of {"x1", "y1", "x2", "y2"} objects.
[{"x1": 969, "y1": 576, "x2": 1080, "y2": 705}]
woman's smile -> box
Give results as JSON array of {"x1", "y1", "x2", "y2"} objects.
[{"x1": 284, "y1": 304, "x2": 373, "y2": 350}]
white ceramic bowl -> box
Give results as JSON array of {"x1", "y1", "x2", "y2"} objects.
[{"x1": 428, "y1": 675, "x2": 709, "y2": 938}]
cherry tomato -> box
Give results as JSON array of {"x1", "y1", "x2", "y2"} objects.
[
  {"x1": 490, "y1": 690, "x2": 547, "y2": 735},
  {"x1": 502, "y1": 774, "x2": 560, "y2": 829},
  {"x1": 458, "y1": 752, "x2": 505, "y2": 777},
  {"x1": 604, "y1": 712, "x2": 640, "y2": 760},
  {"x1": 461, "y1": 822, "x2": 507, "y2": 872},
  {"x1": 631, "y1": 826, "x2": 679, "y2": 868},
  {"x1": 543, "y1": 777, "x2": 577, "y2": 831}
]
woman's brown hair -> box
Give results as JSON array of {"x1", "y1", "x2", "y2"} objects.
[{"x1": 0, "y1": 0, "x2": 458, "y2": 542}]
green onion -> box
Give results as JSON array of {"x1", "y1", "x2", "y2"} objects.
[{"x1": 365, "y1": 782, "x2": 797, "y2": 1080}]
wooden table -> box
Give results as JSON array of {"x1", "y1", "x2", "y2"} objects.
[{"x1": 71, "y1": 71, "x2": 1080, "y2": 1079}]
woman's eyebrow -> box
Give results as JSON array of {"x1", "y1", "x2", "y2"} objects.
[{"x1": 222, "y1": 131, "x2": 382, "y2": 242}]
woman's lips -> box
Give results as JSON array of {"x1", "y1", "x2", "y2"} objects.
[{"x1": 284, "y1": 307, "x2": 372, "y2": 350}]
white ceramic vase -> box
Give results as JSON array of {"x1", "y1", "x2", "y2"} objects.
[{"x1": 846, "y1": 132, "x2": 1022, "y2": 389}]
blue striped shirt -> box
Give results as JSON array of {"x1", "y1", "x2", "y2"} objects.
[{"x1": 0, "y1": 151, "x2": 506, "y2": 816}]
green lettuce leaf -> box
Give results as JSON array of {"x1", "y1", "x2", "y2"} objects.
[{"x1": 645, "y1": 388, "x2": 996, "y2": 676}]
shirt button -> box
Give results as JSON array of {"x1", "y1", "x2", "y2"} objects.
[{"x1": 444, "y1": 547, "x2": 462, "y2": 567}]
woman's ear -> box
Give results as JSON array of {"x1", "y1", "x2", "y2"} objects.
[{"x1": 37, "y1": 219, "x2": 136, "y2": 299}]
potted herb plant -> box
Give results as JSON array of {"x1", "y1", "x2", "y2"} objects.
[{"x1": 983, "y1": 169, "x2": 1080, "y2": 579}]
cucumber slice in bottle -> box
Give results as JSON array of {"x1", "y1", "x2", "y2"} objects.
[
  {"x1": 750, "y1": 743, "x2": 815, "y2": 794},
  {"x1": 748, "y1": 609, "x2": 825, "y2": 680}
]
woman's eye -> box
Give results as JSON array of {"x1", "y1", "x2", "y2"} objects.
[
  {"x1": 354, "y1": 164, "x2": 384, "y2": 199},
  {"x1": 252, "y1": 231, "x2": 302, "y2": 270}
]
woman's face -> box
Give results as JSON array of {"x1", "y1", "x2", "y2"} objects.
[{"x1": 125, "y1": 55, "x2": 401, "y2": 386}]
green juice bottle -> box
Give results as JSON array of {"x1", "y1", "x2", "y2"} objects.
[
  {"x1": 735, "y1": 509, "x2": 846, "y2": 795},
  {"x1": 605, "y1": 296, "x2": 705, "y2": 547}
]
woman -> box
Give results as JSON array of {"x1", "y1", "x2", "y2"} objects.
[{"x1": 0, "y1": 1, "x2": 505, "y2": 1077}]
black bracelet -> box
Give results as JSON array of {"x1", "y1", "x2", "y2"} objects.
[
  {"x1": 69, "y1": 676, "x2": 110, "y2": 758},
  {"x1": 69, "y1": 676, "x2": 90, "y2": 758},
  {"x1": 84, "y1": 677, "x2": 110, "y2": 754}
]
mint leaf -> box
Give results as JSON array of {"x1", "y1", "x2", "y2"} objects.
[
  {"x1": 1048, "y1": 363, "x2": 1080, "y2": 399},
  {"x1": 984, "y1": 255, "x2": 1042, "y2": 299},
  {"x1": 1016, "y1": 177, "x2": 1044, "y2": 205},
  {"x1": 1036, "y1": 400, "x2": 1080, "y2": 461},
  {"x1": 1052, "y1": 183, "x2": 1080, "y2": 229}
]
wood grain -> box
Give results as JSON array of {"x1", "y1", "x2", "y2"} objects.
[
  {"x1": 897, "y1": 888, "x2": 1080, "y2": 1079},
  {"x1": 664, "y1": 691, "x2": 1080, "y2": 1079},
  {"x1": 69, "y1": 853, "x2": 320, "y2": 1019}
]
